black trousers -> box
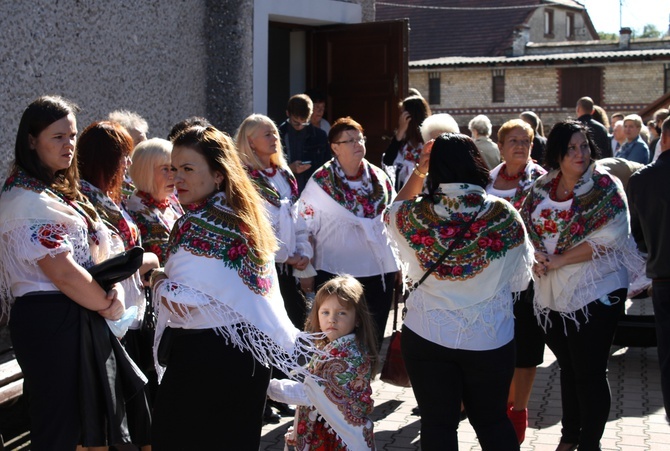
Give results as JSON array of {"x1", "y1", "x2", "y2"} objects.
[
  {"x1": 652, "y1": 280, "x2": 670, "y2": 419},
  {"x1": 152, "y1": 329, "x2": 271, "y2": 450},
  {"x1": 543, "y1": 289, "x2": 626, "y2": 451},
  {"x1": 316, "y1": 270, "x2": 396, "y2": 351},
  {"x1": 401, "y1": 326, "x2": 519, "y2": 451},
  {"x1": 277, "y1": 264, "x2": 307, "y2": 329},
  {"x1": 9, "y1": 294, "x2": 82, "y2": 450}
]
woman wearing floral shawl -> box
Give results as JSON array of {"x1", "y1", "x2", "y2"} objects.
[
  {"x1": 150, "y1": 126, "x2": 318, "y2": 450},
  {"x1": 299, "y1": 117, "x2": 399, "y2": 349},
  {"x1": 385, "y1": 133, "x2": 533, "y2": 451},
  {"x1": 126, "y1": 138, "x2": 184, "y2": 266},
  {"x1": 487, "y1": 119, "x2": 547, "y2": 444},
  {"x1": 521, "y1": 120, "x2": 643, "y2": 451}
]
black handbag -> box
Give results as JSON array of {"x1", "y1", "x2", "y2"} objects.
[{"x1": 87, "y1": 246, "x2": 144, "y2": 291}]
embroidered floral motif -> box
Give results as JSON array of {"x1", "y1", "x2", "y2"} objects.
[
  {"x1": 395, "y1": 187, "x2": 525, "y2": 281},
  {"x1": 80, "y1": 180, "x2": 139, "y2": 250},
  {"x1": 246, "y1": 165, "x2": 299, "y2": 207},
  {"x1": 497, "y1": 164, "x2": 546, "y2": 210},
  {"x1": 312, "y1": 159, "x2": 392, "y2": 219},
  {"x1": 401, "y1": 141, "x2": 422, "y2": 165},
  {"x1": 167, "y1": 193, "x2": 274, "y2": 295},
  {"x1": 2, "y1": 168, "x2": 48, "y2": 194},
  {"x1": 127, "y1": 191, "x2": 183, "y2": 265},
  {"x1": 294, "y1": 335, "x2": 375, "y2": 451},
  {"x1": 522, "y1": 165, "x2": 627, "y2": 254}
]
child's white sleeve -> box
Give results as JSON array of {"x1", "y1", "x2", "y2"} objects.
[{"x1": 267, "y1": 378, "x2": 311, "y2": 406}]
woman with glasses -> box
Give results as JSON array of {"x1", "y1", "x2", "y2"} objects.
[
  {"x1": 299, "y1": 117, "x2": 399, "y2": 349},
  {"x1": 522, "y1": 120, "x2": 642, "y2": 451}
]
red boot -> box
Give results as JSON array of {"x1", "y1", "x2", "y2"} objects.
[{"x1": 507, "y1": 405, "x2": 528, "y2": 444}]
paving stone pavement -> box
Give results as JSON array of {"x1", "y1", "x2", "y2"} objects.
[{"x1": 261, "y1": 296, "x2": 669, "y2": 450}]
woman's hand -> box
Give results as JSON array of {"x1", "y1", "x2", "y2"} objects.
[
  {"x1": 292, "y1": 255, "x2": 310, "y2": 271},
  {"x1": 534, "y1": 252, "x2": 567, "y2": 276},
  {"x1": 98, "y1": 284, "x2": 125, "y2": 320},
  {"x1": 299, "y1": 276, "x2": 315, "y2": 295},
  {"x1": 395, "y1": 111, "x2": 411, "y2": 141},
  {"x1": 417, "y1": 139, "x2": 433, "y2": 174},
  {"x1": 289, "y1": 161, "x2": 312, "y2": 175}
]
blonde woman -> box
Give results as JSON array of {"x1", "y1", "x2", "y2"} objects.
[{"x1": 235, "y1": 114, "x2": 314, "y2": 328}]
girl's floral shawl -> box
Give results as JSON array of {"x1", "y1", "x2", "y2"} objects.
[
  {"x1": 488, "y1": 162, "x2": 547, "y2": 210},
  {"x1": 245, "y1": 165, "x2": 299, "y2": 207},
  {"x1": 80, "y1": 180, "x2": 139, "y2": 250},
  {"x1": 521, "y1": 163, "x2": 626, "y2": 255},
  {"x1": 295, "y1": 334, "x2": 375, "y2": 451},
  {"x1": 391, "y1": 184, "x2": 526, "y2": 284},
  {"x1": 126, "y1": 191, "x2": 183, "y2": 265},
  {"x1": 312, "y1": 158, "x2": 393, "y2": 219},
  {"x1": 153, "y1": 191, "x2": 319, "y2": 381}
]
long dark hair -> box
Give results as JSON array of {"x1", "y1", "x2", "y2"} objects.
[
  {"x1": 401, "y1": 95, "x2": 431, "y2": 148},
  {"x1": 14, "y1": 95, "x2": 80, "y2": 199},
  {"x1": 545, "y1": 120, "x2": 599, "y2": 170},
  {"x1": 426, "y1": 133, "x2": 490, "y2": 199},
  {"x1": 77, "y1": 121, "x2": 134, "y2": 203}
]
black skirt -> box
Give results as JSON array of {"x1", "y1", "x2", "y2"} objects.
[{"x1": 10, "y1": 293, "x2": 149, "y2": 448}]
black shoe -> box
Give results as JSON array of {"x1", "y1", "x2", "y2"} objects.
[
  {"x1": 263, "y1": 403, "x2": 280, "y2": 424},
  {"x1": 269, "y1": 400, "x2": 296, "y2": 417}
]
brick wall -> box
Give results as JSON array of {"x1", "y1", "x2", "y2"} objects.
[{"x1": 411, "y1": 60, "x2": 669, "y2": 137}]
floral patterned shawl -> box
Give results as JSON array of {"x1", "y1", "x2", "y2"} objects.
[
  {"x1": 312, "y1": 158, "x2": 393, "y2": 219},
  {"x1": 246, "y1": 165, "x2": 299, "y2": 207},
  {"x1": 80, "y1": 180, "x2": 139, "y2": 250},
  {"x1": 384, "y1": 183, "x2": 533, "y2": 338},
  {"x1": 488, "y1": 162, "x2": 547, "y2": 210},
  {"x1": 126, "y1": 191, "x2": 183, "y2": 265},
  {"x1": 521, "y1": 163, "x2": 645, "y2": 324},
  {"x1": 153, "y1": 192, "x2": 318, "y2": 381},
  {"x1": 293, "y1": 334, "x2": 375, "y2": 451},
  {"x1": 0, "y1": 168, "x2": 114, "y2": 316}
]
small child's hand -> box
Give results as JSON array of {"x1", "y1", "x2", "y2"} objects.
[{"x1": 285, "y1": 426, "x2": 297, "y2": 447}]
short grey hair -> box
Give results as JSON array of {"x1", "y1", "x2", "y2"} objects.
[
  {"x1": 420, "y1": 113, "x2": 459, "y2": 142},
  {"x1": 468, "y1": 115, "x2": 492, "y2": 137},
  {"x1": 108, "y1": 110, "x2": 149, "y2": 134}
]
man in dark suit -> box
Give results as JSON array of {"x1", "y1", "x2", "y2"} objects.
[
  {"x1": 627, "y1": 116, "x2": 670, "y2": 421},
  {"x1": 576, "y1": 96, "x2": 611, "y2": 158}
]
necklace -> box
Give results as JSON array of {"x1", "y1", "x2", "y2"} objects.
[
  {"x1": 262, "y1": 164, "x2": 277, "y2": 177},
  {"x1": 550, "y1": 172, "x2": 574, "y2": 201},
  {"x1": 498, "y1": 163, "x2": 526, "y2": 181},
  {"x1": 345, "y1": 163, "x2": 364, "y2": 181}
]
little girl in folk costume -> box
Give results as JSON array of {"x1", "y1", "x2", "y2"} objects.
[{"x1": 268, "y1": 275, "x2": 378, "y2": 451}]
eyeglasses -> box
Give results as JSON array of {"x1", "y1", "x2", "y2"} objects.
[{"x1": 334, "y1": 136, "x2": 366, "y2": 146}]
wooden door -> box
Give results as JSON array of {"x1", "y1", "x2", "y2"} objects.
[{"x1": 307, "y1": 20, "x2": 409, "y2": 166}]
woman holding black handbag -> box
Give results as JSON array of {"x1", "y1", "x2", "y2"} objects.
[{"x1": 384, "y1": 133, "x2": 533, "y2": 451}]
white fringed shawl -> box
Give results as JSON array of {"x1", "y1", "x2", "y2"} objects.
[
  {"x1": 153, "y1": 192, "x2": 318, "y2": 381},
  {"x1": 0, "y1": 169, "x2": 113, "y2": 318},
  {"x1": 522, "y1": 163, "x2": 646, "y2": 327}
]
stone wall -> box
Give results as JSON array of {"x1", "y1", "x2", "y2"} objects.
[
  {"x1": 410, "y1": 60, "x2": 669, "y2": 136},
  {"x1": 0, "y1": 0, "x2": 258, "y2": 179}
]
